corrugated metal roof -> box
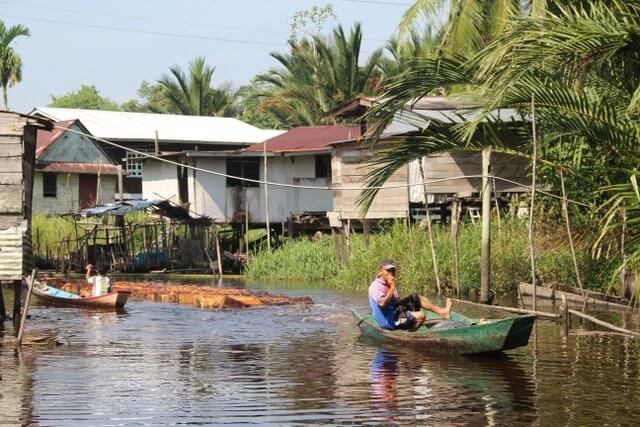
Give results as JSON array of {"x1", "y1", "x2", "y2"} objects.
[
  {"x1": 31, "y1": 107, "x2": 285, "y2": 145},
  {"x1": 243, "y1": 125, "x2": 361, "y2": 154},
  {"x1": 35, "y1": 119, "x2": 77, "y2": 157},
  {"x1": 36, "y1": 162, "x2": 122, "y2": 175}
]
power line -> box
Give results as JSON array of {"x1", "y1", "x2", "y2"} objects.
[
  {"x1": 52, "y1": 122, "x2": 590, "y2": 207},
  {"x1": 0, "y1": 0, "x2": 392, "y2": 44},
  {"x1": 0, "y1": 14, "x2": 285, "y2": 47}
]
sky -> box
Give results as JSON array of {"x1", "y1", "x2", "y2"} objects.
[{"x1": 1, "y1": 0, "x2": 414, "y2": 113}]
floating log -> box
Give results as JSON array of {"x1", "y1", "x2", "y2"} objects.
[
  {"x1": 451, "y1": 297, "x2": 559, "y2": 320},
  {"x1": 518, "y1": 282, "x2": 631, "y2": 311},
  {"x1": 567, "y1": 309, "x2": 640, "y2": 337},
  {"x1": 39, "y1": 278, "x2": 313, "y2": 310}
]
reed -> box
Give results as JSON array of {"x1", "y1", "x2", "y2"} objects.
[{"x1": 246, "y1": 219, "x2": 618, "y2": 295}]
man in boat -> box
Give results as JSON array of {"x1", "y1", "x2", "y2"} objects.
[
  {"x1": 85, "y1": 264, "x2": 112, "y2": 296},
  {"x1": 368, "y1": 259, "x2": 451, "y2": 331}
]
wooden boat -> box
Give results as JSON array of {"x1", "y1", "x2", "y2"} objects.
[
  {"x1": 32, "y1": 283, "x2": 130, "y2": 309},
  {"x1": 352, "y1": 309, "x2": 535, "y2": 355}
]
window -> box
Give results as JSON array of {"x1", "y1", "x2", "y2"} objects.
[
  {"x1": 43, "y1": 172, "x2": 57, "y2": 197},
  {"x1": 125, "y1": 152, "x2": 145, "y2": 177},
  {"x1": 226, "y1": 158, "x2": 260, "y2": 188},
  {"x1": 315, "y1": 155, "x2": 331, "y2": 178}
]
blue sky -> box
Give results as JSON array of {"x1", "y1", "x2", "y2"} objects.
[{"x1": 1, "y1": 0, "x2": 413, "y2": 113}]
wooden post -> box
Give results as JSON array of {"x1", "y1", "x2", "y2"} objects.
[
  {"x1": 451, "y1": 196, "x2": 461, "y2": 297},
  {"x1": 559, "y1": 169, "x2": 587, "y2": 307},
  {"x1": 560, "y1": 294, "x2": 570, "y2": 337},
  {"x1": 331, "y1": 227, "x2": 342, "y2": 264},
  {"x1": 0, "y1": 282, "x2": 6, "y2": 321},
  {"x1": 341, "y1": 220, "x2": 350, "y2": 262},
  {"x1": 117, "y1": 165, "x2": 124, "y2": 202},
  {"x1": 480, "y1": 147, "x2": 492, "y2": 304},
  {"x1": 492, "y1": 176, "x2": 501, "y2": 229},
  {"x1": 142, "y1": 226, "x2": 149, "y2": 271},
  {"x1": 12, "y1": 279, "x2": 22, "y2": 327},
  {"x1": 154, "y1": 130, "x2": 160, "y2": 155},
  {"x1": 529, "y1": 94, "x2": 538, "y2": 311},
  {"x1": 263, "y1": 141, "x2": 271, "y2": 252},
  {"x1": 215, "y1": 225, "x2": 223, "y2": 276},
  {"x1": 287, "y1": 215, "x2": 294, "y2": 240},
  {"x1": 419, "y1": 157, "x2": 442, "y2": 295},
  {"x1": 15, "y1": 270, "x2": 36, "y2": 348},
  {"x1": 362, "y1": 219, "x2": 370, "y2": 247},
  {"x1": 245, "y1": 197, "x2": 249, "y2": 253}
]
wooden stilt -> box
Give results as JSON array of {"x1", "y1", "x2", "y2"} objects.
[
  {"x1": 0, "y1": 282, "x2": 6, "y2": 321},
  {"x1": 362, "y1": 219, "x2": 370, "y2": 247},
  {"x1": 341, "y1": 220, "x2": 350, "y2": 262},
  {"x1": 560, "y1": 294, "x2": 570, "y2": 337},
  {"x1": 529, "y1": 95, "x2": 539, "y2": 311},
  {"x1": 13, "y1": 279, "x2": 22, "y2": 328},
  {"x1": 419, "y1": 157, "x2": 442, "y2": 295},
  {"x1": 215, "y1": 225, "x2": 223, "y2": 276},
  {"x1": 15, "y1": 270, "x2": 36, "y2": 348},
  {"x1": 263, "y1": 141, "x2": 271, "y2": 252},
  {"x1": 559, "y1": 169, "x2": 587, "y2": 309},
  {"x1": 331, "y1": 227, "x2": 342, "y2": 265},
  {"x1": 245, "y1": 197, "x2": 249, "y2": 253},
  {"x1": 480, "y1": 147, "x2": 492, "y2": 304},
  {"x1": 451, "y1": 196, "x2": 461, "y2": 297}
]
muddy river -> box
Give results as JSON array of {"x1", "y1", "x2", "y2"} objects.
[{"x1": 1, "y1": 280, "x2": 638, "y2": 426}]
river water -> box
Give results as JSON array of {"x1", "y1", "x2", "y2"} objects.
[{"x1": 0, "y1": 280, "x2": 638, "y2": 426}]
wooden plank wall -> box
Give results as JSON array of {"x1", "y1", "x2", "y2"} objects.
[
  {"x1": 332, "y1": 142, "x2": 409, "y2": 220},
  {"x1": 422, "y1": 151, "x2": 530, "y2": 195},
  {"x1": 0, "y1": 112, "x2": 34, "y2": 280}
]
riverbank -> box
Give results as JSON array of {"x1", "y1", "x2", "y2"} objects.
[{"x1": 246, "y1": 220, "x2": 618, "y2": 296}]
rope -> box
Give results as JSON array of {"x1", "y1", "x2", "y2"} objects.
[{"x1": 53, "y1": 124, "x2": 591, "y2": 207}]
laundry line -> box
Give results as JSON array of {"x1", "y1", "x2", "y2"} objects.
[{"x1": 54, "y1": 124, "x2": 590, "y2": 207}]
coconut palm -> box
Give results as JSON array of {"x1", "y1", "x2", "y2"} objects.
[
  {"x1": 0, "y1": 21, "x2": 30, "y2": 110},
  {"x1": 256, "y1": 23, "x2": 384, "y2": 127},
  {"x1": 364, "y1": 0, "x2": 640, "y2": 275},
  {"x1": 158, "y1": 57, "x2": 237, "y2": 117},
  {"x1": 379, "y1": 28, "x2": 442, "y2": 80}
]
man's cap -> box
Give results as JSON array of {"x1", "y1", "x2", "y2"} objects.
[{"x1": 380, "y1": 259, "x2": 396, "y2": 270}]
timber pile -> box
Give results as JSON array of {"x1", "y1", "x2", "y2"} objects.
[{"x1": 41, "y1": 279, "x2": 313, "y2": 309}]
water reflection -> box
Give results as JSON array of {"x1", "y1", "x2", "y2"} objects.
[
  {"x1": 1, "y1": 282, "x2": 640, "y2": 425},
  {"x1": 365, "y1": 343, "x2": 537, "y2": 426}
]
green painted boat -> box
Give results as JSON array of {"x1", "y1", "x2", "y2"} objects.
[{"x1": 352, "y1": 309, "x2": 535, "y2": 355}]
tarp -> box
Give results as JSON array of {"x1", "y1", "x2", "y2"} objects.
[{"x1": 78, "y1": 200, "x2": 211, "y2": 225}]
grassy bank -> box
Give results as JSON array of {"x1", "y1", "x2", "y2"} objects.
[{"x1": 245, "y1": 220, "x2": 618, "y2": 295}]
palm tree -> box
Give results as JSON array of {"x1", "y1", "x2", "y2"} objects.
[
  {"x1": 256, "y1": 23, "x2": 384, "y2": 127},
  {"x1": 398, "y1": 1, "x2": 549, "y2": 56},
  {"x1": 158, "y1": 57, "x2": 237, "y2": 117},
  {"x1": 0, "y1": 21, "x2": 30, "y2": 110},
  {"x1": 364, "y1": 1, "x2": 640, "y2": 272}
]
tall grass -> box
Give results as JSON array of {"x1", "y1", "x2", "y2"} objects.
[
  {"x1": 245, "y1": 236, "x2": 338, "y2": 281},
  {"x1": 245, "y1": 219, "x2": 618, "y2": 295}
]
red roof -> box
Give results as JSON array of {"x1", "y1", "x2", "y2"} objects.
[
  {"x1": 243, "y1": 125, "x2": 361, "y2": 154},
  {"x1": 36, "y1": 162, "x2": 122, "y2": 175},
  {"x1": 36, "y1": 119, "x2": 78, "y2": 158}
]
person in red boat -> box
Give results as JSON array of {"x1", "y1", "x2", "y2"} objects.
[{"x1": 85, "y1": 264, "x2": 112, "y2": 296}]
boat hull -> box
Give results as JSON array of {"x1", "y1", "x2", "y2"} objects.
[
  {"x1": 352, "y1": 309, "x2": 535, "y2": 355},
  {"x1": 33, "y1": 285, "x2": 130, "y2": 309}
]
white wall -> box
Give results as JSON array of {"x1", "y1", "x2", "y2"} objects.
[
  {"x1": 143, "y1": 154, "x2": 334, "y2": 224},
  {"x1": 142, "y1": 160, "x2": 179, "y2": 203},
  {"x1": 190, "y1": 157, "x2": 227, "y2": 221}
]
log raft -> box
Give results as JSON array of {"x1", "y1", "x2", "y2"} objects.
[{"x1": 41, "y1": 279, "x2": 313, "y2": 310}]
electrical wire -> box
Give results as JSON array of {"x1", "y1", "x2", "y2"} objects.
[{"x1": 52, "y1": 123, "x2": 590, "y2": 207}]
